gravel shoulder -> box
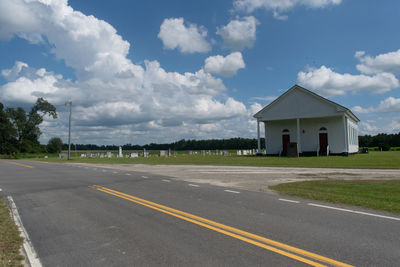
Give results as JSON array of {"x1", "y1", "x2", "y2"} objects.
[{"x1": 72, "y1": 163, "x2": 400, "y2": 194}]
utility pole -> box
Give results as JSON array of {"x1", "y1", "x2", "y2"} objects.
[{"x1": 66, "y1": 101, "x2": 72, "y2": 160}]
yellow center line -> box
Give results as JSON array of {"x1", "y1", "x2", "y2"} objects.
[
  {"x1": 91, "y1": 185, "x2": 354, "y2": 267},
  {"x1": 6, "y1": 161, "x2": 35, "y2": 168}
]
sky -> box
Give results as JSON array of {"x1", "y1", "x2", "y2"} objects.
[{"x1": 0, "y1": 0, "x2": 400, "y2": 145}]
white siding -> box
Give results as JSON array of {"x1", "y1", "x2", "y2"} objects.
[
  {"x1": 264, "y1": 116, "x2": 346, "y2": 155},
  {"x1": 258, "y1": 89, "x2": 342, "y2": 121},
  {"x1": 347, "y1": 118, "x2": 359, "y2": 153}
]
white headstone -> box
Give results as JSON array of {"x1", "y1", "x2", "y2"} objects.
[{"x1": 118, "y1": 146, "x2": 123, "y2": 158}]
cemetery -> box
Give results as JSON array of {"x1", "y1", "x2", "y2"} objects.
[{"x1": 62, "y1": 146, "x2": 260, "y2": 159}]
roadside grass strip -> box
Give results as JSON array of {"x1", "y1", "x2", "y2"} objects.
[
  {"x1": 0, "y1": 197, "x2": 25, "y2": 266},
  {"x1": 90, "y1": 185, "x2": 353, "y2": 267},
  {"x1": 270, "y1": 180, "x2": 400, "y2": 214}
]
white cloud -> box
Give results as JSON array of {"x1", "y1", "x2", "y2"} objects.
[
  {"x1": 249, "y1": 96, "x2": 277, "y2": 102},
  {"x1": 358, "y1": 120, "x2": 400, "y2": 135},
  {"x1": 297, "y1": 65, "x2": 399, "y2": 97},
  {"x1": 203, "y1": 52, "x2": 245, "y2": 77},
  {"x1": 249, "y1": 102, "x2": 263, "y2": 114},
  {"x1": 0, "y1": 0, "x2": 258, "y2": 145},
  {"x1": 216, "y1": 16, "x2": 258, "y2": 50},
  {"x1": 157, "y1": 17, "x2": 211, "y2": 53},
  {"x1": 356, "y1": 49, "x2": 400, "y2": 75},
  {"x1": 233, "y1": 0, "x2": 342, "y2": 18},
  {"x1": 0, "y1": 0, "x2": 135, "y2": 81},
  {"x1": 352, "y1": 97, "x2": 400, "y2": 114}
]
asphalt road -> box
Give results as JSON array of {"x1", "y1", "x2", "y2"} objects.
[{"x1": 1, "y1": 160, "x2": 399, "y2": 266}]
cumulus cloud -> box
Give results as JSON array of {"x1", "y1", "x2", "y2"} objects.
[
  {"x1": 358, "y1": 120, "x2": 400, "y2": 135},
  {"x1": 216, "y1": 16, "x2": 258, "y2": 50},
  {"x1": 233, "y1": 0, "x2": 342, "y2": 19},
  {"x1": 249, "y1": 96, "x2": 277, "y2": 102},
  {"x1": 0, "y1": 0, "x2": 257, "y2": 145},
  {"x1": 297, "y1": 65, "x2": 399, "y2": 97},
  {"x1": 203, "y1": 52, "x2": 245, "y2": 77},
  {"x1": 158, "y1": 17, "x2": 211, "y2": 53},
  {"x1": 356, "y1": 49, "x2": 400, "y2": 75},
  {"x1": 353, "y1": 97, "x2": 400, "y2": 114}
]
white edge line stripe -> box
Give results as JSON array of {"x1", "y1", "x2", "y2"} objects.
[
  {"x1": 125, "y1": 173, "x2": 131, "y2": 176},
  {"x1": 279, "y1": 198, "x2": 300, "y2": 203},
  {"x1": 7, "y1": 196, "x2": 43, "y2": 267},
  {"x1": 308, "y1": 203, "x2": 400, "y2": 221},
  {"x1": 141, "y1": 176, "x2": 148, "y2": 179},
  {"x1": 224, "y1": 190, "x2": 240, "y2": 194},
  {"x1": 162, "y1": 179, "x2": 171, "y2": 182},
  {"x1": 188, "y1": 184, "x2": 200, "y2": 187}
]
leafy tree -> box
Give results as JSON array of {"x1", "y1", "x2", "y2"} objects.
[
  {"x1": 7, "y1": 98, "x2": 57, "y2": 152},
  {"x1": 47, "y1": 137, "x2": 63, "y2": 153},
  {"x1": 0, "y1": 102, "x2": 17, "y2": 154}
]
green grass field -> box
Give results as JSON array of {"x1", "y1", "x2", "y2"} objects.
[
  {"x1": 0, "y1": 198, "x2": 24, "y2": 266},
  {"x1": 22, "y1": 151, "x2": 400, "y2": 169},
  {"x1": 270, "y1": 180, "x2": 400, "y2": 214}
]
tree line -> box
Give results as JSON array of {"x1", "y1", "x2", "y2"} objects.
[
  {"x1": 359, "y1": 133, "x2": 400, "y2": 150},
  {"x1": 0, "y1": 99, "x2": 57, "y2": 155},
  {"x1": 63, "y1": 137, "x2": 266, "y2": 151}
]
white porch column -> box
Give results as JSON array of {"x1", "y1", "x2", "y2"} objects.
[
  {"x1": 257, "y1": 119, "x2": 261, "y2": 154},
  {"x1": 296, "y1": 118, "x2": 301, "y2": 153},
  {"x1": 342, "y1": 114, "x2": 348, "y2": 154},
  {"x1": 264, "y1": 122, "x2": 267, "y2": 153}
]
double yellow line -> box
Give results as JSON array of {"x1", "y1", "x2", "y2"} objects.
[{"x1": 91, "y1": 185, "x2": 353, "y2": 267}]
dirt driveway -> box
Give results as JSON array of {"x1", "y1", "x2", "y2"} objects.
[{"x1": 75, "y1": 164, "x2": 400, "y2": 194}]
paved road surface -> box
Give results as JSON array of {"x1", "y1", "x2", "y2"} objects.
[{"x1": 1, "y1": 160, "x2": 399, "y2": 266}]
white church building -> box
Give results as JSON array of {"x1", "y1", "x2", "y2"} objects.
[{"x1": 254, "y1": 85, "x2": 360, "y2": 156}]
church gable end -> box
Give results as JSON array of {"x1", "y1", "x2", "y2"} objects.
[{"x1": 255, "y1": 85, "x2": 344, "y2": 121}]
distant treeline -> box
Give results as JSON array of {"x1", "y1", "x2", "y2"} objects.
[
  {"x1": 62, "y1": 137, "x2": 266, "y2": 151},
  {"x1": 63, "y1": 133, "x2": 400, "y2": 152},
  {"x1": 359, "y1": 133, "x2": 400, "y2": 150}
]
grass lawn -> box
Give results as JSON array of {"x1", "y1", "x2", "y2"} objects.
[
  {"x1": 270, "y1": 180, "x2": 400, "y2": 214},
  {"x1": 0, "y1": 197, "x2": 24, "y2": 266},
  {"x1": 23, "y1": 151, "x2": 400, "y2": 169}
]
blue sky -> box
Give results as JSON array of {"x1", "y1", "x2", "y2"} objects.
[{"x1": 0, "y1": 0, "x2": 399, "y2": 145}]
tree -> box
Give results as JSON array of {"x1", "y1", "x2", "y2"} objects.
[
  {"x1": 47, "y1": 137, "x2": 63, "y2": 153},
  {"x1": 0, "y1": 102, "x2": 17, "y2": 154},
  {"x1": 7, "y1": 98, "x2": 57, "y2": 152}
]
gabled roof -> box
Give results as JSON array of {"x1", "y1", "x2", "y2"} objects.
[{"x1": 253, "y1": 84, "x2": 360, "y2": 122}]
